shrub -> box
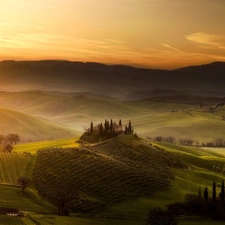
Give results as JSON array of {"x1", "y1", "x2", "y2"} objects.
[{"x1": 146, "y1": 207, "x2": 178, "y2": 225}]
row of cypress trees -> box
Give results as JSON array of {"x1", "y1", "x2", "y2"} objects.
[
  {"x1": 202, "y1": 180, "x2": 224, "y2": 201},
  {"x1": 89, "y1": 119, "x2": 133, "y2": 137}
]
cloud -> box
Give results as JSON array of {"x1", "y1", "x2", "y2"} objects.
[
  {"x1": 0, "y1": 31, "x2": 224, "y2": 69},
  {"x1": 186, "y1": 32, "x2": 225, "y2": 48},
  {"x1": 160, "y1": 43, "x2": 182, "y2": 52},
  {"x1": 11, "y1": 1, "x2": 53, "y2": 9}
]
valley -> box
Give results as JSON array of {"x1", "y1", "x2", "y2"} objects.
[{"x1": 0, "y1": 61, "x2": 225, "y2": 224}]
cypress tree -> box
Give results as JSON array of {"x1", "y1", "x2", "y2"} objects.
[
  {"x1": 204, "y1": 187, "x2": 208, "y2": 201},
  {"x1": 90, "y1": 122, "x2": 93, "y2": 135},
  {"x1": 221, "y1": 180, "x2": 224, "y2": 201},
  {"x1": 104, "y1": 119, "x2": 108, "y2": 133},
  {"x1": 119, "y1": 119, "x2": 122, "y2": 126},
  {"x1": 110, "y1": 119, "x2": 113, "y2": 132},
  {"x1": 128, "y1": 120, "x2": 132, "y2": 134},
  {"x1": 125, "y1": 126, "x2": 128, "y2": 135},
  {"x1": 212, "y1": 181, "x2": 216, "y2": 202},
  {"x1": 198, "y1": 187, "x2": 202, "y2": 201},
  {"x1": 99, "y1": 123, "x2": 103, "y2": 137}
]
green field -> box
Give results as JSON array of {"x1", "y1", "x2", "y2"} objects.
[
  {"x1": 13, "y1": 137, "x2": 80, "y2": 154},
  {"x1": 0, "y1": 136, "x2": 225, "y2": 224},
  {"x1": 0, "y1": 91, "x2": 225, "y2": 224}
]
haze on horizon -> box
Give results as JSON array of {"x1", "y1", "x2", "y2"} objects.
[{"x1": 0, "y1": 0, "x2": 225, "y2": 69}]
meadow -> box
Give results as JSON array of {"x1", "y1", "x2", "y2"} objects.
[
  {"x1": 0, "y1": 89, "x2": 225, "y2": 224},
  {"x1": 0, "y1": 134, "x2": 225, "y2": 224}
]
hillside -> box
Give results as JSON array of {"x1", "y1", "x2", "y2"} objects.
[
  {"x1": 0, "y1": 108, "x2": 77, "y2": 142},
  {"x1": 0, "y1": 60, "x2": 225, "y2": 96},
  {"x1": 0, "y1": 136, "x2": 225, "y2": 224},
  {"x1": 32, "y1": 135, "x2": 185, "y2": 214}
]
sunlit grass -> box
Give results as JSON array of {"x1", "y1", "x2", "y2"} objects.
[
  {"x1": 14, "y1": 137, "x2": 80, "y2": 154},
  {"x1": 0, "y1": 184, "x2": 54, "y2": 213}
]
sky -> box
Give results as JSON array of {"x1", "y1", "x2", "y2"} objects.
[{"x1": 0, "y1": 0, "x2": 225, "y2": 69}]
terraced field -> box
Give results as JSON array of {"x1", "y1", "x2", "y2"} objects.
[
  {"x1": 0, "y1": 153, "x2": 30, "y2": 184},
  {"x1": 14, "y1": 137, "x2": 79, "y2": 154},
  {"x1": 32, "y1": 135, "x2": 185, "y2": 214},
  {"x1": 1, "y1": 136, "x2": 225, "y2": 224},
  {"x1": 0, "y1": 215, "x2": 33, "y2": 225}
]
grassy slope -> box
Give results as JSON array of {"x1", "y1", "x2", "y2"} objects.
[
  {"x1": 94, "y1": 140, "x2": 225, "y2": 224},
  {"x1": 14, "y1": 137, "x2": 79, "y2": 154},
  {"x1": 1, "y1": 137, "x2": 225, "y2": 224},
  {"x1": 32, "y1": 135, "x2": 180, "y2": 213},
  {"x1": 0, "y1": 184, "x2": 54, "y2": 213},
  {"x1": 0, "y1": 215, "x2": 34, "y2": 225},
  {"x1": 0, "y1": 108, "x2": 77, "y2": 142},
  {"x1": 0, "y1": 153, "x2": 30, "y2": 184}
]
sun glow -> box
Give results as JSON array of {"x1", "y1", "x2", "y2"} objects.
[{"x1": 0, "y1": 0, "x2": 225, "y2": 68}]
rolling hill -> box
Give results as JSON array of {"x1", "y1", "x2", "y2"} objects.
[
  {"x1": 0, "y1": 60, "x2": 225, "y2": 96},
  {"x1": 0, "y1": 108, "x2": 77, "y2": 142}
]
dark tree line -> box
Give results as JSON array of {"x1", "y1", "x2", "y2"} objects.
[
  {"x1": 166, "y1": 180, "x2": 225, "y2": 222},
  {"x1": 147, "y1": 180, "x2": 225, "y2": 224},
  {"x1": 150, "y1": 135, "x2": 225, "y2": 148}
]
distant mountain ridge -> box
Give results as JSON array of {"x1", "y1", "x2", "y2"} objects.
[{"x1": 0, "y1": 60, "x2": 224, "y2": 96}]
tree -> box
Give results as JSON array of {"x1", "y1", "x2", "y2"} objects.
[
  {"x1": 155, "y1": 136, "x2": 163, "y2": 142},
  {"x1": 90, "y1": 122, "x2": 93, "y2": 135},
  {"x1": 166, "y1": 136, "x2": 176, "y2": 144},
  {"x1": 212, "y1": 181, "x2": 216, "y2": 202},
  {"x1": 104, "y1": 119, "x2": 109, "y2": 133},
  {"x1": 3, "y1": 143, "x2": 13, "y2": 153},
  {"x1": 110, "y1": 119, "x2": 113, "y2": 130},
  {"x1": 0, "y1": 134, "x2": 5, "y2": 145},
  {"x1": 46, "y1": 183, "x2": 78, "y2": 216},
  {"x1": 204, "y1": 187, "x2": 208, "y2": 201},
  {"x1": 221, "y1": 180, "x2": 224, "y2": 201},
  {"x1": 18, "y1": 176, "x2": 32, "y2": 193},
  {"x1": 128, "y1": 120, "x2": 132, "y2": 134},
  {"x1": 147, "y1": 207, "x2": 178, "y2": 225},
  {"x1": 215, "y1": 138, "x2": 224, "y2": 147},
  {"x1": 99, "y1": 123, "x2": 104, "y2": 137},
  {"x1": 124, "y1": 126, "x2": 128, "y2": 134},
  {"x1": 6, "y1": 133, "x2": 20, "y2": 145},
  {"x1": 198, "y1": 187, "x2": 202, "y2": 201},
  {"x1": 119, "y1": 119, "x2": 122, "y2": 126}
]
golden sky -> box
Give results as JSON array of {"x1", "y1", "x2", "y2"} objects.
[{"x1": 0, "y1": 0, "x2": 225, "y2": 69}]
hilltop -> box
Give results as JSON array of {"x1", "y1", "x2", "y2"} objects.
[{"x1": 32, "y1": 135, "x2": 185, "y2": 215}]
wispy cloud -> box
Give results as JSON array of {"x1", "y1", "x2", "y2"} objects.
[
  {"x1": 160, "y1": 43, "x2": 182, "y2": 52},
  {"x1": 186, "y1": 32, "x2": 225, "y2": 49},
  {"x1": 0, "y1": 31, "x2": 224, "y2": 69},
  {"x1": 12, "y1": 1, "x2": 53, "y2": 9}
]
